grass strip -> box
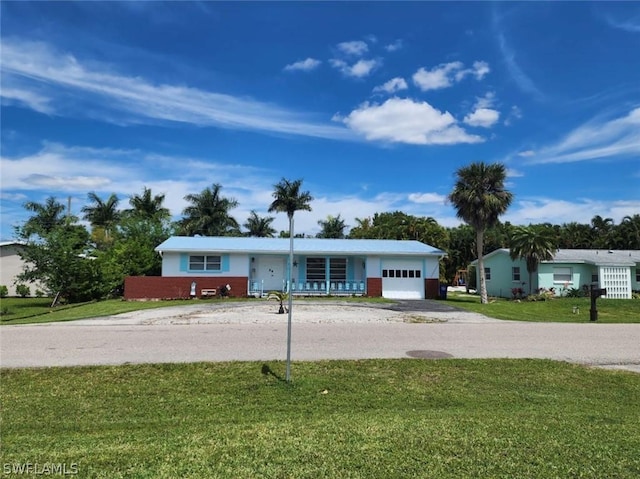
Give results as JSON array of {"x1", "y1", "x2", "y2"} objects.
[{"x1": 1, "y1": 359, "x2": 639, "y2": 478}]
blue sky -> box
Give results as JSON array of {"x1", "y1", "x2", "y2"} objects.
[{"x1": 1, "y1": 1, "x2": 639, "y2": 240}]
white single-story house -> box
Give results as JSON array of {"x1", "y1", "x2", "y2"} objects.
[
  {"x1": 472, "y1": 248, "x2": 640, "y2": 299},
  {"x1": 0, "y1": 241, "x2": 43, "y2": 296},
  {"x1": 125, "y1": 236, "x2": 446, "y2": 300}
]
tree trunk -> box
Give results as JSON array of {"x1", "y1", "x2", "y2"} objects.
[
  {"x1": 285, "y1": 215, "x2": 294, "y2": 382},
  {"x1": 477, "y1": 230, "x2": 488, "y2": 304}
]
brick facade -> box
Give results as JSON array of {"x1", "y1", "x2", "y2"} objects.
[
  {"x1": 425, "y1": 278, "x2": 439, "y2": 299},
  {"x1": 366, "y1": 277, "x2": 382, "y2": 297},
  {"x1": 124, "y1": 276, "x2": 248, "y2": 300}
]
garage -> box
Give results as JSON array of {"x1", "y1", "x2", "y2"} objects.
[{"x1": 381, "y1": 259, "x2": 425, "y2": 299}]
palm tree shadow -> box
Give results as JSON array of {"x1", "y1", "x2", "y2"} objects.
[{"x1": 261, "y1": 363, "x2": 286, "y2": 382}]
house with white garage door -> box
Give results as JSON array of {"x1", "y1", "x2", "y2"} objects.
[{"x1": 125, "y1": 236, "x2": 446, "y2": 300}]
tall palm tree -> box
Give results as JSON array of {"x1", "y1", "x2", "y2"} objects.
[
  {"x1": 448, "y1": 162, "x2": 513, "y2": 304},
  {"x1": 180, "y1": 183, "x2": 240, "y2": 236},
  {"x1": 590, "y1": 215, "x2": 614, "y2": 248},
  {"x1": 268, "y1": 178, "x2": 313, "y2": 382},
  {"x1": 81, "y1": 192, "x2": 121, "y2": 240},
  {"x1": 316, "y1": 214, "x2": 347, "y2": 238},
  {"x1": 243, "y1": 210, "x2": 276, "y2": 237},
  {"x1": 22, "y1": 196, "x2": 68, "y2": 237},
  {"x1": 126, "y1": 187, "x2": 170, "y2": 220},
  {"x1": 509, "y1": 225, "x2": 556, "y2": 295}
]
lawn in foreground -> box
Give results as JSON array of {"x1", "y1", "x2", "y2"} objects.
[{"x1": 1, "y1": 359, "x2": 639, "y2": 478}]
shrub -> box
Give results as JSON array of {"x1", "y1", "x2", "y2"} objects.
[
  {"x1": 565, "y1": 287, "x2": 584, "y2": 298},
  {"x1": 15, "y1": 284, "x2": 31, "y2": 298},
  {"x1": 35, "y1": 289, "x2": 45, "y2": 298},
  {"x1": 0, "y1": 285, "x2": 8, "y2": 298}
]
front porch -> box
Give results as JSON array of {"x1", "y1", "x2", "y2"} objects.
[{"x1": 248, "y1": 279, "x2": 367, "y2": 298}]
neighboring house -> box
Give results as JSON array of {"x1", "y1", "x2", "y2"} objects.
[
  {"x1": 0, "y1": 241, "x2": 42, "y2": 296},
  {"x1": 125, "y1": 236, "x2": 446, "y2": 300},
  {"x1": 472, "y1": 249, "x2": 640, "y2": 299}
]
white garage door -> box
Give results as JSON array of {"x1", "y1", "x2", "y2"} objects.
[{"x1": 381, "y1": 260, "x2": 424, "y2": 299}]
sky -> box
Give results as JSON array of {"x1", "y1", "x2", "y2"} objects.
[{"x1": 1, "y1": 1, "x2": 639, "y2": 240}]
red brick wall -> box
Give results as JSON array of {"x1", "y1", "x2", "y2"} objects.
[
  {"x1": 425, "y1": 278, "x2": 439, "y2": 299},
  {"x1": 124, "y1": 276, "x2": 248, "y2": 300},
  {"x1": 366, "y1": 277, "x2": 382, "y2": 297}
]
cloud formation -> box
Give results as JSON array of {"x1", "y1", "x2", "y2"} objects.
[
  {"x1": 412, "y1": 61, "x2": 490, "y2": 91},
  {"x1": 330, "y1": 58, "x2": 380, "y2": 78},
  {"x1": 0, "y1": 39, "x2": 353, "y2": 141},
  {"x1": 340, "y1": 98, "x2": 483, "y2": 145},
  {"x1": 284, "y1": 58, "x2": 321, "y2": 72},
  {"x1": 336, "y1": 40, "x2": 369, "y2": 56},
  {"x1": 463, "y1": 92, "x2": 500, "y2": 128},
  {"x1": 373, "y1": 77, "x2": 408, "y2": 94}
]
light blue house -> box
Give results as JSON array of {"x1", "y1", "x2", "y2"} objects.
[
  {"x1": 472, "y1": 249, "x2": 640, "y2": 299},
  {"x1": 129, "y1": 236, "x2": 446, "y2": 300}
]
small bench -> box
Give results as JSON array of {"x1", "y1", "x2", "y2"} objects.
[{"x1": 200, "y1": 289, "x2": 217, "y2": 297}]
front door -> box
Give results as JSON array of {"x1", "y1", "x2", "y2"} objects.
[{"x1": 258, "y1": 257, "x2": 286, "y2": 291}]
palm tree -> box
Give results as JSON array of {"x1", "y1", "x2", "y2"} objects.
[
  {"x1": 21, "y1": 196, "x2": 68, "y2": 237},
  {"x1": 509, "y1": 225, "x2": 557, "y2": 295},
  {"x1": 81, "y1": 192, "x2": 121, "y2": 241},
  {"x1": 316, "y1": 214, "x2": 347, "y2": 238},
  {"x1": 268, "y1": 178, "x2": 313, "y2": 382},
  {"x1": 448, "y1": 162, "x2": 513, "y2": 304},
  {"x1": 243, "y1": 210, "x2": 276, "y2": 237},
  {"x1": 590, "y1": 215, "x2": 614, "y2": 248},
  {"x1": 125, "y1": 187, "x2": 170, "y2": 220},
  {"x1": 179, "y1": 184, "x2": 240, "y2": 236}
]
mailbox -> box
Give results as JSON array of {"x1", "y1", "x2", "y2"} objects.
[{"x1": 589, "y1": 286, "x2": 607, "y2": 321}]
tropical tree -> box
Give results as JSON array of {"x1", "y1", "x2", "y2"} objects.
[
  {"x1": 124, "y1": 187, "x2": 170, "y2": 220},
  {"x1": 81, "y1": 192, "x2": 121, "y2": 246},
  {"x1": 268, "y1": 178, "x2": 313, "y2": 382},
  {"x1": 558, "y1": 222, "x2": 593, "y2": 249},
  {"x1": 509, "y1": 225, "x2": 557, "y2": 295},
  {"x1": 243, "y1": 210, "x2": 276, "y2": 237},
  {"x1": 316, "y1": 214, "x2": 347, "y2": 239},
  {"x1": 20, "y1": 196, "x2": 69, "y2": 238},
  {"x1": 179, "y1": 183, "x2": 240, "y2": 236},
  {"x1": 448, "y1": 162, "x2": 513, "y2": 304},
  {"x1": 590, "y1": 215, "x2": 615, "y2": 248}
]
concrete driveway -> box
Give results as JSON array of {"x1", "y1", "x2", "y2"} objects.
[{"x1": 1, "y1": 300, "x2": 639, "y2": 372}]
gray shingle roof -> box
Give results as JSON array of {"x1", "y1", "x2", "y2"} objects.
[
  {"x1": 156, "y1": 236, "x2": 446, "y2": 256},
  {"x1": 542, "y1": 249, "x2": 640, "y2": 266}
]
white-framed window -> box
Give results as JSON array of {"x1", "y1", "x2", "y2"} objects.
[
  {"x1": 484, "y1": 267, "x2": 491, "y2": 281},
  {"x1": 189, "y1": 255, "x2": 221, "y2": 271},
  {"x1": 512, "y1": 267, "x2": 521, "y2": 282},
  {"x1": 553, "y1": 267, "x2": 572, "y2": 283}
]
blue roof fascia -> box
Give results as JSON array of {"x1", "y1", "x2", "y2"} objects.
[{"x1": 156, "y1": 236, "x2": 446, "y2": 257}]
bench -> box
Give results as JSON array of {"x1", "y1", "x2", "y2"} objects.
[{"x1": 200, "y1": 289, "x2": 217, "y2": 297}]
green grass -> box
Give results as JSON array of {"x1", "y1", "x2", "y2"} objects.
[
  {"x1": 447, "y1": 292, "x2": 640, "y2": 323},
  {"x1": 1, "y1": 359, "x2": 638, "y2": 478}
]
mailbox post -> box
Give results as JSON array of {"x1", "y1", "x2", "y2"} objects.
[{"x1": 590, "y1": 285, "x2": 607, "y2": 322}]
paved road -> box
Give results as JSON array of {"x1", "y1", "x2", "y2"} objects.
[{"x1": 1, "y1": 301, "x2": 639, "y2": 372}]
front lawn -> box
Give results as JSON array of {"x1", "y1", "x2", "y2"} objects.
[
  {"x1": 1, "y1": 359, "x2": 639, "y2": 478},
  {"x1": 447, "y1": 292, "x2": 640, "y2": 323}
]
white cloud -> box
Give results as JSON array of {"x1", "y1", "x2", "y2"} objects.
[
  {"x1": 408, "y1": 193, "x2": 447, "y2": 204},
  {"x1": 497, "y1": 33, "x2": 543, "y2": 100},
  {"x1": 412, "y1": 62, "x2": 463, "y2": 91},
  {"x1": 504, "y1": 105, "x2": 523, "y2": 126},
  {"x1": 528, "y1": 107, "x2": 640, "y2": 164},
  {"x1": 330, "y1": 58, "x2": 380, "y2": 78},
  {"x1": 336, "y1": 40, "x2": 368, "y2": 56},
  {"x1": 340, "y1": 98, "x2": 483, "y2": 145},
  {"x1": 284, "y1": 57, "x2": 321, "y2": 72},
  {"x1": 0, "y1": 39, "x2": 353, "y2": 141},
  {"x1": 0, "y1": 87, "x2": 54, "y2": 114},
  {"x1": 373, "y1": 77, "x2": 408, "y2": 94},
  {"x1": 464, "y1": 108, "x2": 500, "y2": 128},
  {"x1": 517, "y1": 150, "x2": 535, "y2": 157},
  {"x1": 384, "y1": 39, "x2": 403, "y2": 52},
  {"x1": 463, "y1": 92, "x2": 500, "y2": 128},
  {"x1": 412, "y1": 60, "x2": 489, "y2": 91}
]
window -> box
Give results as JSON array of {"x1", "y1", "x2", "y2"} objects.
[
  {"x1": 189, "y1": 255, "x2": 221, "y2": 271},
  {"x1": 382, "y1": 269, "x2": 388, "y2": 278},
  {"x1": 592, "y1": 274, "x2": 599, "y2": 283},
  {"x1": 636, "y1": 269, "x2": 640, "y2": 282},
  {"x1": 306, "y1": 257, "x2": 326, "y2": 281},
  {"x1": 415, "y1": 270, "x2": 421, "y2": 278},
  {"x1": 512, "y1": 267, "x2": 521, "y2": 282},
  {"x1": 484, "y1": 267, "x2": 491, "y2": 281},
  {"x1": 329, "y1": 258, "x2": 347, "y2": 282},
  {"x1": 553, "y1": 267, "x2": 572, "y2": 283}
]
